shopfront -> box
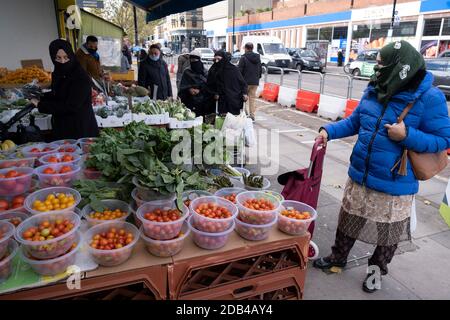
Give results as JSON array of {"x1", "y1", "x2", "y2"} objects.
[
  {"x1": 420, "y1": 16, "x2": 450, "y2": 58},
  {"x1": 305, "y1": 24, "x2": 349, "y2": 64}
]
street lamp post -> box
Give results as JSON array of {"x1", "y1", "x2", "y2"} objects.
[
  {"x1": 387, "y1": 0, "x2": 398, "y2": 41},
  {"x1": 232, "y1": 0, "x2": 235, "y2": 52}
]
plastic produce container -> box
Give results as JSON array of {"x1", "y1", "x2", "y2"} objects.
[
  {"x1": 214, "y1": 187, "x2": 246, "y2": 204},
  {"x1": 57, "y1": 144, "x2": 82, "y2": 154},
  {"x1": 131, "y1": 188, "x2": 145, "y2": 208},
  {"x1": 140, "y1": 222, "x2": 190, "y2": 257},
  {"x1": 39, "y1": 153, "x2": 82, "y2": 166},
  {"x1": 263, "y1": 190, "x2": 285, "y2": 202},
  {"x1": 0, "y1": 167, "x2": 34, "y2": 197},
  {"x1": 52, "y1": 139, "x2": 77, "y2": 146},
  {"x1": 81, "y1": 199, "x2": 131, "y2": 227},
  {"x1": 83, "y1": 167, "x2": 102, "y2": 180},
  {"x1": 0, "y1": 239, "x2": 19, "y2": 283},
  {"x1": 235, "y1": 217, "x2": 277, "y2": 241},
  {"x1": 24, "y1": 187, "x2": 81, "y2": 216},
  {"x1": 188, "y1": 216, "x2": 234, "y2": 250},
  {"x1": 243, "y1": 177, "x2": 271, "y2": 191},
  {"x1": 190, "y1": 196, "x2": 238, "y2": 233},
  {"x1": 77, "y1": 137, "x2": 97, "y2": 154},
  {"x1": 35, "y1": 164, "x2": 81, "y2": 188},
  {"x1": 236, "y1": 191, "x2": 281, "y2": 225},
  {"x1": 0, "y1": 221, "x2": 15, "y2": 259},
  {"x1": 0, "y1": 157, "x2": 36, "y2": 169},
  {"x1": 20, "y1": 232, "x2": 81, "y2": 277},
  {"x1": 136, "y1": 200, "x2": 189, "y2": 240},
  {"x1": 277, "y1": 200, "x2": 317, "y2": 235},
  {"x1": 84, "y1": 221, "x2": 139, "y2": 267},
  {"x1": 182, "y1": 190, "x2": 213, "y2": 208},
  {"x1": 15, "y1": 211, "x2": 80, "y2": 259},
  {"x1": 0, "y1": 211, "x2": 29, "y2": 228},
  {"x1": 21, "y1": 143, "x2": 58, "y2": 159}
]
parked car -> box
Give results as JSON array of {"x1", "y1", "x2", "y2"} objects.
[
  {"x1": 196, "y1": 48, "x2": 215, "y2": 62},
  {"x1": 425, "y1": 58, "x2": 450, "y2": 100},
  {"x1": 161, "y1": 47, "x2": 173, "y2": 57},
  {"x1": 438, "y1": 50, "x2": 450, "y2": 58},
  {"x1": 289, "y1": 48, "x2": 323, "y2": 72},
  {"x1": 348, "y1": 49, "x2": 379, "y2": 76}
]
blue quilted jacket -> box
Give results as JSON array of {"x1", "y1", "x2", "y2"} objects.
[{"x1": 323, "y1": 71, "x2": 450, "y2": 196}]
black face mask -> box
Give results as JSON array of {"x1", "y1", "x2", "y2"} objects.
[
  {"x1": 53, "y1": 60, "x2": 75, "y2": 77},
  {"x1": 87, "y1": 47, "x2": 97, "y2": 54},
  {"x1": 190, "y1": 60, "x2": 204, "y2": 74}
]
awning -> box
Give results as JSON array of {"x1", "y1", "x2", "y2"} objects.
[{"x1": 124, "y1": 0, "x2": 222, "y2": 22}]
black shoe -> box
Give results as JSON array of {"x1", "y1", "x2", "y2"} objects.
[
  {"x1": 362, "y1": 273, "x2": 381, "y2": 294},
  {"x1": 313, "y1": 256, "x2": 346, "y2": 270}
]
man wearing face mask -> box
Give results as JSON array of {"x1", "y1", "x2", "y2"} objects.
[
  {"x1": 75, "y1": 35, "x2": 106, "y2": 82},
  {"x1": 138, "y1": 44, "x2": 172, "y2": 100},
  {"x1": 178, "y1": 50, "x2": 211, "y2": 116}
]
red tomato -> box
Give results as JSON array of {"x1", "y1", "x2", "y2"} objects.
[
  {"x1": 61, "y1": 155, "x2": 74, "y2": 162},
  {"x1": 0, "y1": 200, "x2": 9, "y2": 211},
  {"x1": 42, "y1": 147, "x2": 53, "y2": 152},
  {"x1": 5, "y1": 170, "x2": 19, "y2": 178},
  {"x1": 43, "y1": 168, "x2": 56, "y2": 174},
  {"x1": 12, "y1": 195, "x2": 25, "y2": 206},
  {"x1": 0, "y1": 174, "x2": 5, "y2": 179},
  {"x1": 47, "y1": 156, "x2": 59, "y2": 163},
  {"x1": 59, "y1": 166, "x2": 72, "y2": 174},
  {"x1": 30, "y1": 148, "x2": 41, "y2": 153}
]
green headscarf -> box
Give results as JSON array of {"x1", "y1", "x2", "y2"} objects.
[{"x1": 371, "y1": 40, "x2": 426, "y2": 105}]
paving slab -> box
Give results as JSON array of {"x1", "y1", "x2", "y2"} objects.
[
  {"x1": 429, "y1": 231, "x2": 450, "y2": 250},
  {"x1": 412, "y1": 200, "x2": 449, "y2": 239}
]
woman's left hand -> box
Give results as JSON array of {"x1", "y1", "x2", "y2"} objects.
[{"x1": 384, "y1": 121, "x2": 407, "y2": 141}]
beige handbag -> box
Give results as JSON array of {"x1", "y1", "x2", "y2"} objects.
[{"x1": 391, "y1": 103, "x2": 448, "y2": 181}]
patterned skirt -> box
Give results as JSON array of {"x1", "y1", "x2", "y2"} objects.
[{"x1": 338, "y1": 178, "x2": 413, "y2": 246}]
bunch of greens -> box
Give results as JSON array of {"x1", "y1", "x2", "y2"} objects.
[
  {"x1": 132, "y1": 100, "x2": 166, "y2": 115},
  {"x1": 243, "y1": 173, "x2": 264, "y2": 188},
  {"x1": 73, "y1": 180, "x2": 132, "y2": 211}
]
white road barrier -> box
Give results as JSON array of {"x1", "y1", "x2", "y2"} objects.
[{"x1": 278, "y1": 86, "x2": 298, "y2": 108}]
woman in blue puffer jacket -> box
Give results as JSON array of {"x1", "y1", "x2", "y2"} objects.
[{"x1": 313, "y1": 40, "x2": 450, "y2": 293}]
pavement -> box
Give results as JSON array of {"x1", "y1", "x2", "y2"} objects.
[{"x1": 245, "y1": 99, "x2": 450, "y2": 300}]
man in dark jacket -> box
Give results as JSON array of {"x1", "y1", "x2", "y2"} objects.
[
  {"x1": 76, "y1": 35, "x2": 105, "y2": 82},
  {"x1": 138, "y1": 44, "x2": 172, "y2": 100},
  {"x1": 238, "y1": 43, "x2": 262, "y2": 121}
]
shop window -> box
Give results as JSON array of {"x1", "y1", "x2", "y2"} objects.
[
  {"x1": 319, "y1": 27, "x2": 332, "y2": 41},
  {"x1": 307, "y1": 28, "x2": 319, "y2": 41},
  {"x1": 442, "y1": 18, "x2": 450, "y2": 36},
  {"x1": 352, "y1": 24, "x2": 370, "y2": 39},
  {"x1": 423, "y1": 18, "x2": 442, "y2": 36},
  {"x1": 393, "y1": 21, "x2": 417, "y2": 37},
  {"x1": 192, "y1": 18, "x2": 197, "y2": 28},
  {"x1": 333, "y1": 26, "x2": 348, "y2": 40},
  {"x1": 370, "y1": 23, "x2": 391, "y2": 41},
  {"x1": 425, "y1": 60, "x2": 448, "y2": 71}
]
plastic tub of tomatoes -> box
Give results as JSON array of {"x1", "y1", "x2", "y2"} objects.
[
  {"x1": 235, "y1": 216, "x2": 277, "y2": 241},
  {"x1": 24, "y1": 187, "x2": 81, "y2": 215},
  {"x1": 131, "y1": 188, "x2": 145, "y2": 208},
  {"x1": 0, "y1": 157, "x2": 36, "y2": 169},
  {"x1": 0, "y1": 167, "x2": 34, "y2": 197},
  {"x1": 39, "y1": 153, "x2": 82, "y2": 167},
  {"x1": 0, "y1": 221, "x2": 15, "y2": 259},
  {"x1": 0, "y1": 211, "x2": 29, "y2": 229},
  {"x1": 21, "y1": 143, "x2": 58, "y2": 159},
  {"x1": 57, "y1": 144, "x2": 82, "y2": 154},
  {"x1": 52, "y1": 139, "x2": 77, "y2": 146},
  {"x1": 0, "y1": 194, "x2": 28, "y2": 214},
  {"x1": 235, "y1": 191, "x2": 281, "y2": 225},
  {"x1": 77, "y1": 137, "x2": 97, "y2": 154},
  {"x1": 188, "y1": 216, "x2": 234, "y2": 250},
  {"x1": 136, "y1": 200, "x2": 189, "y2": 240},
  {"x1": 0, "y1": 239, "x2": 19, "y2": 283},
  {"x1": 15, "y1": 211, "x2": 80, "y2": 259},
  {"x1": 214, "y1": 187, "x2": 246, "y2": 204},
  {"x1": 189, "y1": 196, "x2": 238, "y2": 233},
  {"x1": 277, "y1": 200, "x2": 317, "y2": 235},
  {"x1": 35, "y1": 164, "x2": 80, "y2": 188},
  {"x1": 182, "y1": 190, "x2": 213, "y2": 208},
  {"x1": 140, "y1": 222, "x2": 190, "y2": 257},
  {"x1": 85, "y1": 221, "x2": 139, "y2": 267},
  {"x1": 20, "y1": 231, "x2": 81, "y2": 276},
  {"x1": 81, "y1": 199, "x2": 132, "y2": 227}
]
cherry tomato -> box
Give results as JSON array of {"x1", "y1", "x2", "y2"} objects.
[
  {"x1": 43, "y1": 168, "x2": 56, "y2": 174},
  {"x1": 5, "y1": 170, "x2": 19, "y2": 178},
  {"x1": 47, "y1": 156, "x2": 59, "y2": 163},
  {"x1": 0, "y1": 200, "x2": 9, "y2": 211},
  {"x1": 59, "y1": 166, "x2": 72, "y2": 174},
  {"x1": 61, "y1": 155, "x2": 74, "y2": 162}
]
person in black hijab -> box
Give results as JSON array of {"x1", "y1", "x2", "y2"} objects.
[
  {"x1": 30, "y1": 39, "x2": 99, "y2": 140},
  {"x1": 206, "y1": 50, "x2": 248, "y2": 115},
  {"x1": 178, "y1": 50, "x2": 212, "y2": 116},
  {"x1": 138, "y1": 44, "x2": 172, "y2": 100}
]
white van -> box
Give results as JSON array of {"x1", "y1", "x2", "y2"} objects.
[{"x1": 241, "y1": 36, "x2": 292, "y2": 72}]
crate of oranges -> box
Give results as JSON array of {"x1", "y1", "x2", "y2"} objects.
[{"x1": 0, "y1": 66, "x2": 51, "y2": 87}]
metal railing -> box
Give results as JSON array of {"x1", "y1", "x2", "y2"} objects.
[
  {"x1": 298, "y1": 70, "x2": 324, "y2": 94},
  {"x1": 349, "y1": 75, "x2": 371, "y2": 100},
  {"x1": 320, "y1": 73, "x2": 352, "y2": 99},
  {"x1": 263, "y1": 66, "x2": 285, "y2": 86}
]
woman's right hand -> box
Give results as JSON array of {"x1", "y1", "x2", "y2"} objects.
[{"x1": 317, "y1": 129, "x2": 328, "y2": 146}]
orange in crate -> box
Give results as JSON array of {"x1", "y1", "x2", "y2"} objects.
[
  {"x1": 295, "y1": 90, "x2": 320, "y2": 113},
  {"x1": 344, "y1": 99, "x2": 360, "y2": 118},
  {"x1": 261, "y1": 83, "x2": 280, "y2": 102}
]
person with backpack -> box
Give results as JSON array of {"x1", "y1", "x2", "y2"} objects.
[
  {"x1": 313, "y1": 41, "x2": 450, "y2": 293},
  {"x1": 238, "y1": 43, "x2": 262, "y2": 121}
]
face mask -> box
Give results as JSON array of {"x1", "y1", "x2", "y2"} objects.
[
  {"x1": 150, "y1": 55, "x2": 160, "y2": 61},
  {"x1": 54, "y1": 60, "x2": 74, "y2": 75},
  {"x1": 87, "y1": 48, "x2": 97, "y2": 54}
]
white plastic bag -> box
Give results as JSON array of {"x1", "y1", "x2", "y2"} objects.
[
  {"x1": 410, "y1": 197, "x2": 417, "y2": 233},
  {"x1": 244, "y1": 117, "x2": 256, "y2": 147}
]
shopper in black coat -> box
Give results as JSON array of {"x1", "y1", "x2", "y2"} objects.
[
  {"x1": 207, "y1": 50, "x2": 248, "y2": 115},
  {"x1": 238, "y1": 43, "x2": 262, "y2": 120},
  {"x1": 138, "y1": 44, "x2": 172, "y2": 100},
  {"x1": 30, "y1": 39, "x2": 99, "y2": 141}
]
